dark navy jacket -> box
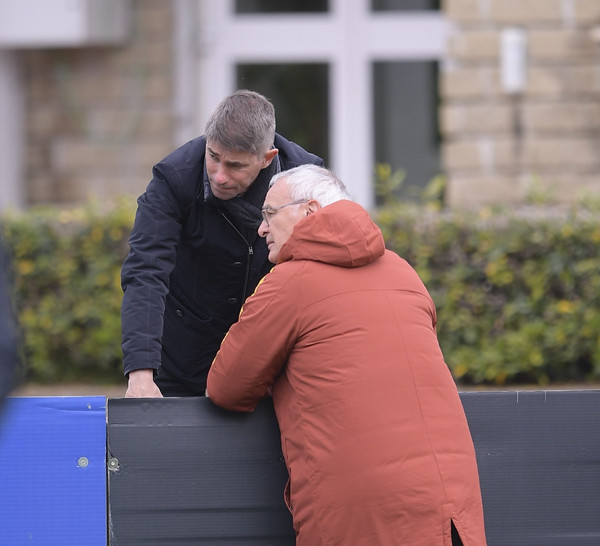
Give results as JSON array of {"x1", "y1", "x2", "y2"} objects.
[
  {"x1": 0, "y1": 237, "x2": 19, "y2": 401},
  {"x1": 121, "y1": 134, "x2": 323, "y2": 394}
]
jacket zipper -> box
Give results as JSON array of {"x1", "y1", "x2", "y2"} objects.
[{"x1": 218, "y1": 210, "x2": 253, "y2": 302}]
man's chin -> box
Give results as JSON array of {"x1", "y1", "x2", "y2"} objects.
[{"x1": 212, "y1": 189, "x2": 237, "y2": 201}]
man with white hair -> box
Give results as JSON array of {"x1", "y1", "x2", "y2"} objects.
[{"x1": 208, "y1": 165, "x2": 487, "y2": 546}]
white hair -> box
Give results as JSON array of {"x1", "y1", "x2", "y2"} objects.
[{"x1": 269, "y1": 164, "x2": 351, "y2": 207}]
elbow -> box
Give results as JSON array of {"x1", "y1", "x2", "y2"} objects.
[
  {"x1": 208, "y1": 391, "x2": 256, "y2": 413},
  {"x1": 206, "y1": 373, "x2": 254, "y2": 412}
]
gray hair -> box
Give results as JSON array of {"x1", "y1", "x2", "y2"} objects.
[
  {"x1": 204, "y1": 90, "x2": 276, "y2": 156},
  {"x1": 270, "y1": 164, "x2": 351, "y2": 207}
]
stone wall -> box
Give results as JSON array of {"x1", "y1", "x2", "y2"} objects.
[
  {"x1": 441, "y1": 0, "x2": 600, "y2": 207},
  {"x1": 18, "y1": 1, "x2": 600, "y2": 208},
  {"x1": 20, "y1": 0, "x2": 175, "y2": 205}
]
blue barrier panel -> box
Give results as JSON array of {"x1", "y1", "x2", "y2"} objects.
[{"x1": 0, "y1": 397, "x2": 107, "y2": 546}]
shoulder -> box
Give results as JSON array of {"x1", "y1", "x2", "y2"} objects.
[
  {"x1": 157, "y1": 136, "x2": 207, "y2": 172},
  {"x1": 274, "y1": 133, "x2": 324, "y2": 169},
  {"x1": 150, "y1": 136, "x2": 207, "y2": 202},
  {"x1": 254, "y1": 260, "x2": 308, "y2": 299}
]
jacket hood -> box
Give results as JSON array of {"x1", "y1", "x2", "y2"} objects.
[{"x1": 278, "y1": 200, "x2": 385, "y2": 267}]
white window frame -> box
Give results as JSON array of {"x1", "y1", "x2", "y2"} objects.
[{"x1": 195, "y1": 0, "x2": 447, "y2": 208}]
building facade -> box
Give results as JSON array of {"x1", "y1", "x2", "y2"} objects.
[
  {"x1": 443, "y1": 0, "x2": 600, "y2": 207},
  {"x1": 0, "y1": 0, "x2": 599, "y2": 211}
]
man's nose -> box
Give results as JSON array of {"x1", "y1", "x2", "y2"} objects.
[
  {"x1": 258, "y1": 219, "x2": 269, "y2": 237},
  {"x1": 213, "y1": 164, "x2": 229, "y2": 183}
]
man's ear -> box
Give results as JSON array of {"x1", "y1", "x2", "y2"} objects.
[
  {"x1": 306, "y1": 199, "x2": 321, "y2": 214},
  {"x1": 262, "y1": 148, "x2": 279, "y2": 168}
]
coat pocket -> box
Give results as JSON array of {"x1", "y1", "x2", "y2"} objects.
[{"x1": 161, "y1": 292, "x2": 221, "y2": 378}]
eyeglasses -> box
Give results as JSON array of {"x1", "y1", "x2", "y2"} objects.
[{"x1": 261, "y1": 200, "x2": 308, "y2": 226}]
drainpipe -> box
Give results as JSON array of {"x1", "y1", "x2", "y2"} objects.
[
  {"x1": 0, "y1": 50, "x2": 24, "y2": 211},
  {"x1": 173, "y1": 0, "x2": 199, "y2": 146}
]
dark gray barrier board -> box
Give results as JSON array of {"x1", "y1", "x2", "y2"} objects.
[
  {"x1": 461, "y1": 390, "x2": 600, "y2": 545},
  {"x1": 107, "y1": 391, "x2": 600, "y2": 546},
  {"x1": 107, "y1": 398, "x2": 294, "y2": 545}
]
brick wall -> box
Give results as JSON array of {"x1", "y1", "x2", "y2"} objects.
[
  {"x1": 441, "y1": 0, "x2": 600, "y2": 207},
  {"x1": 21, "y1": 0, "x2": 175, "y2": 205},
  {"x1": 19, "y1": 1, "x2": 600, "y2": 208}
]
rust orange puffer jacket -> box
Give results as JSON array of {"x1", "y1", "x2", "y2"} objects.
[{"x1": 208, "y1": 200, "x2": 487, "y2": 546}]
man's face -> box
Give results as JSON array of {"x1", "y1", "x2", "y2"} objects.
[
  {"x1": 205, "y1": 141, "x2": 278, "y2": 200},
  {"x1": 258, "y1": 179, "x2": 310, "y2": 263}
]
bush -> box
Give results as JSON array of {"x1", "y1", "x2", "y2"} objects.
[
  {"x1": 374, "y1": 202, "x2": 600, "y2": 385},
  {"x1": 2, "y1": 187, "x2": 600, "y2": 387},
  {"x1": 1, "y1": 198, "x2": 135, "y2": 383}
]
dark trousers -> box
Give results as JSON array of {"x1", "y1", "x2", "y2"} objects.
[{"x1": 451, "y1": 521, "x2": 464, "y2": 546}]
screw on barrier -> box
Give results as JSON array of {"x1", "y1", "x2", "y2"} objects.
[{"x1": 107, "y1": 457, "x2": 120, "y2": 471}]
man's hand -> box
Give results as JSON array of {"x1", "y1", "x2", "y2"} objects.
[{"x1": 125, "y1": 369, "x2": 163, "y2": 398}]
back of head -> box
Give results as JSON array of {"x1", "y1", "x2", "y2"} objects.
[
  {"x1": 204, "y1": 89, "x2": 276, "y2": 156},
  {"x1": 271, "y1": 165, "x2": 351, "y2": 207}
]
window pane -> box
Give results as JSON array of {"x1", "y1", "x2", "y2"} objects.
[
  {"x1": 373, "y1": 61, "x2": 440, "y2": 203},
  {"x1": 371, "y1": 0, "x2": 439, "y2": 11},
  {"x1": 236, "y1": 0, "x2": 328, "y2": 13},
  {"x1": 237, "y1": 63, "x2": 329, "y2": 165}
]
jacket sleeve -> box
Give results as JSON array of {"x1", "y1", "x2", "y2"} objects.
[
  {"x1": 207, "y1": 266, "x2": 301, "y2": 412},
  {"x1": 120, "y1": 161, "x2": 191, "y2": 376},
  {"x1": 0, "y1": 236, "x2": 20, "y2": 400}
]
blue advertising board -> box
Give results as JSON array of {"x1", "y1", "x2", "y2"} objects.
[{"x1": 0, "y1": 397, "x2": 107, "y2": 545}]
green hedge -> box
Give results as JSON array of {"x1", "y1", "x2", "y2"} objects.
[
  {"x1": 374, "y1": 203, "x2": 600, "y2": 385},
  {"x1": 2, "y1": 194, "x2": 600, "y2": 386},
  {"x1": 2, "y1": 199, "x2": 134, "y2": 384}
]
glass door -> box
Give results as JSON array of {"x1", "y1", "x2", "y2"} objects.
[{"x1": 196, "y1": 0, "x2": 447, "y2": 207}]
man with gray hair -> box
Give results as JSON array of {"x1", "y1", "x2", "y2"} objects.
[
  {"x1": 121, "y1": 90, "x2": 323, "y2": 397},
  {"x1": 208, "y1": 165, "x2": 487, "y2": 545}
]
